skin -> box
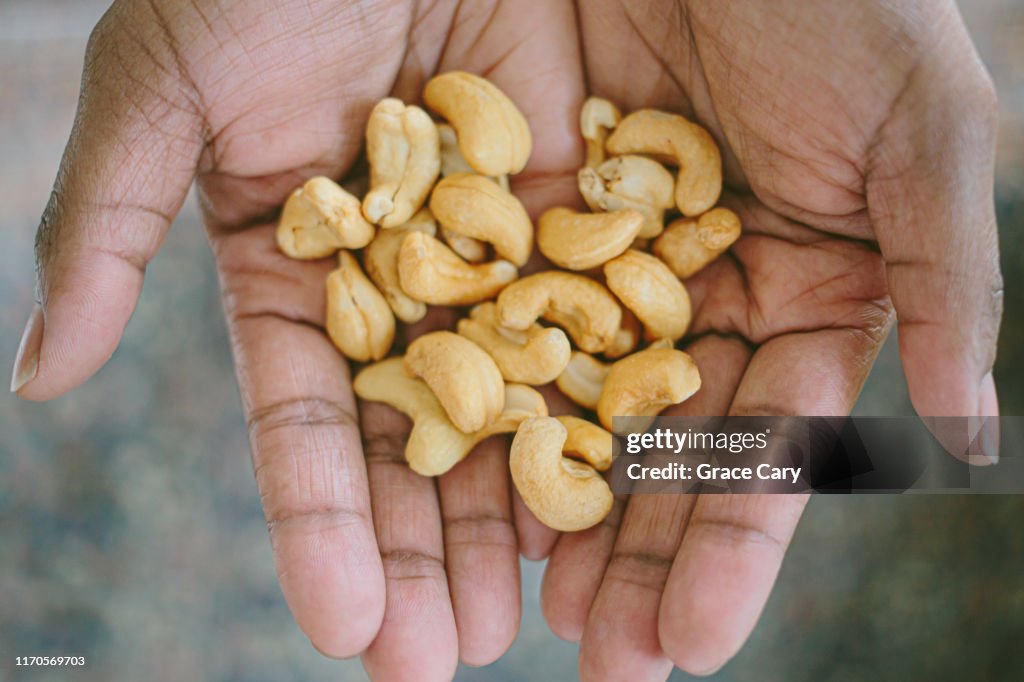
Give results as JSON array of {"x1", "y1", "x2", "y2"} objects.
[{"x1": 10, "y1": 0, "x2": 1002, "y2": 679}]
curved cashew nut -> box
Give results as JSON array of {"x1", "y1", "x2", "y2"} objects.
[
  {"x1": 578, "y1": 155, "x2": 675, "y2": 238},
  {"x1": 457, "y1": 302, "x2": 571, "y2": 385},
  {"x1": 440, "y1": 226, "x2": 487, "y2": 263},
  {"x1": 653, "y1": 208, "x2": 742, "y2": 279},
  {"x1": 603, "y1": 308, "x2": 641, "y2": 359},
  {"x1": 536, "y1": 207, "x2": 643, "y2": 271},
  {"x1": 404, "y1": 331, "x2": 505, "y2": 434},
  {"x1": 429, "y1": 173, "x2": 533, "y2": 267},
  {"x1": 597, "y1": 346, "x2": 701, "y2": 431},
  {"x1": 277, "y1": 177, "x2": 375, "y2": 259},
  {"x1": 580, "y1": 96, "x2": 622, "y2": 168},
  {"x1": 325, "y1": 252, "x2": 395, "y2": 362},
  {"x1": 354, "y1": 358, "x2": 474, "y2": 475},
  {"x1": 438, "y1": 123, "x2": 510, "y2": 192},
  {"x1": 606, "y1": 109, "x2": 722, "y2": 217},
  {"x1": 363, "y1": 208, "x2": 436, "y2": 324},
  {"x1": 362, "y1": 98, "x2": 441, "y2": 228},
  {"x1": 555, "y1": 352, "x2": 611, "y2": 410},
  {"x1": 424, "y1": 71, "x2": 532, "y2": 176},
  {"x1": 496, "y1": 272, "x2": 622, "y2": 354},
  {"x1": 604, "y1": 250, "x2": 692, "y2": 341},
  {"x1": 397, "y1": 231, "x2": 517, "y2": 306},
  {"x1": 475, "y1": 383, "x2": 550, "y2": 443},
  {"x1": 557, "y1": 416, "x2": 613, "y2": 471},
  {"x1": 354, "y1": 359, "x2": 547, "y2": 476},
  {"x1": 510, "y1": 417, "x2": 614, "y2": 532}
]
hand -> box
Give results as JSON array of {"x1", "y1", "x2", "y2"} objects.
[
  {"x1": 536, "y1": 0, "x2": 1002, "y2": 678},
  {"x1": 10, "y1": 0, "x2": 586, "y2": 678},
  {"x1": 9, "y1": 0, "x2": 1002, "y2": 680}
]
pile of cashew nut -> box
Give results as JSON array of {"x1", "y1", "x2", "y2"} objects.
[{"x1": 276, "y1": 72, "x2": 740, "y2": 532}]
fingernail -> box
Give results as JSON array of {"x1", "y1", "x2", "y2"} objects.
[
  {"x1": 977, "y1": 372, "x2": 999, "y2": 464},
  {"x1": 10, "y1": 304, "x2": 43, "y2": 393}
]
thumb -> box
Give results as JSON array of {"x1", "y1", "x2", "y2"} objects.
[
  {"x1": 11, "y1": 4, "x2": 202, "y2": 400},
  {"x1": 867, "y1": 17, "x2": 1002, "y2": 462}
]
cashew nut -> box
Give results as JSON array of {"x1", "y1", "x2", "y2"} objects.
[
  {"x1": 438, "y1": 123, "x2": 510, "y2": 192},
  {"x1": 536, "y1": 207, "x2": 643, "y2": 271},
  {"x1": 475, "y1": 383, "x2": 550, "y2": 443},
  {"x1": 362, "y1": 98, "x2": 441, "y2": 228},
  {"x1": 429, "y1": 173, "x2": 533, "y2": 267},
  {"x1": 397, "y1": 231, "x2": 518, "y2": 306},
  {"x1": 440, "y1": 226, "x2": 487, "y2": 263},
  {"x1": 363, "y1": 208, "x2": 436, "y2": 323},
  {"x1": 603, "y1": 308, "x2": 641, "y2": 359},
  {"x1": 276, "y1": 177, "x2": 375, "y2": 259},
  {"x1": 555, "y1": 352, "x2": 611, "y2": 410},
  {"x1": 556, "y1": 415, "x2": 614, "y2": 471},
  {"x1": 424, "y1": 71, "x2": 532, "y2": 176},
  {"x1": 325, "y1": 251, "x2": 395, "y2": 362},
  {"x1": 580, "y1": 96, "x2": 622, "y2": 168},
  {"x1": 604, "y1": 250, "x2": 692, "y2": 341},
  {"x1": 404, "y1": 331, "x2": 505, "y2": 434},
  {"x1": 578, "y1": 155, "x2": 675, "y2": 238},
  {"x1": 653, "y1": 208, "x2": 742, "y2": 279},
  {"x1": 496, "y1": 272, "x2": 622, "y2": 354},
  {"x1": 606, "y1": 109, "x2": 722, "y2": 217},
  {"x1": 597, "y1": 346, "x2": 701, "y2": 431},
  {"x1": 457, "y1": 302, "x2": 571, "y2": 385},
  {"x1": 509, "y1": 417, "x2": 614, "y2": 532},
  {"x1": 354, "y1": 358, "x2": 546, "y2": 476}
]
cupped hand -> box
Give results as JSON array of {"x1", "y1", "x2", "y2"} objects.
[
  {"x1": 11, "y1": 0, "x2": 1002, "y2": 680},
  {"x1": 538, "y1": 1, "x2": 1002, "y2": 679}
]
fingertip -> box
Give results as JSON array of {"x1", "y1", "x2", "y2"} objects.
[{"x1": 275, "y1": 518, "x2": 386, "y2": 659}]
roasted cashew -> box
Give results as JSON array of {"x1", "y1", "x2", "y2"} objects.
[
  {"x1": 440, "y1": 226, "x2": 487, "y2": 263},
  {"x1": 536, "y1": 207, "x2": 643, "y2": 271},
  {"x1": 363, "y1": 208, "x2": 436, "y2": 323},
  {"x1": 276, "y1": 177, "x2": 375, "y2": 259},
  {"x1": 429, "y1": 173, "x2": 533, "y2": 267},
  {"x1": 603, "y1": 308, "x2": 641, "y2": 359},
  {"x1": 510, "y1": 417, "x2": 614, "y2": 532},
  {"x1": 606, "y1": 109, "x2": 722, "y2": 217},
  {"x1": 438, "y1": 123, "x2": 510, "y2": 191},
  {"x1": 580, "y1": 96, "x2": 622, "y2": 168},
  {"x1": 557, "y1": 416, "x2": 614, "y2": 471},
  {"x1": 578, "y1": 155, "x2": 675, "y2": 238},
  {"x1": 404, "y1": 331, "x2": 505, "y2": 434},
  {"x1": 424, "y1": 71, "x2": 532, "y2": 176},
  {"x1": 475, "y1": 383, "x2": 550, "y2": 443},
  {"x1": 354, "y1": 358, "x2": 546, "y2": 476},
  {"x1": 496, "y1": 272, "x2": 622, "y2": 354},
  {"x1": 653, "y1": 208, "x2": 742, "y2": 279},
  {"x1": 555, "y1": 352, "x2": 611, "y2": 410},
  {"x1": 604, "y1": 250, "x2": 692, "y2": 341},
  {"x1": 457, "y1": 302, "x2": 571, "y2": 385},
  {"x1": 362, "y1": 98, "x2": 441, "y2": 228},
  {"x1": 397, "y1": 231, "x2": 517, "y2": 306},
  {"x1": 597, "y1": 346, "x2": 701, "y2": 431},
  {"x1": 325, "y1": 251, "x2": 395, "y2": 362}
]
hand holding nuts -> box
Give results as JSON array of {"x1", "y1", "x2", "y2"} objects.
[{"x1": 276, "y1": 75, "x2": 742, "y2": 532}]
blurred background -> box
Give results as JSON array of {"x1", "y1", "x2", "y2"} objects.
[{"x1": 1, "y1": 1, "x2": 1022, "y2": 680}]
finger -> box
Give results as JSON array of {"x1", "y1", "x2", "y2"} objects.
[
  {"x1": 659, "y1": 328, "x2": 880, "y2": 675},
  {"x1": 513, "y1": 487, "x2": 561, "y2": 561},
  {"x1": 13, "y1": 6, "x2": 202, "y2": 399},
  {"x1": 360, "y1": 401, "x2": 458, "y2": 682},
  {"x1": 578, "y1": 336, "x2": 750, "y2": 682},
  {"x1": 437, "y1": 437, "x2": 520, "y2": 666},
  {"x1": 213, "y1": 224, "x2": 384, "y2": 657},
  {"x1": 866, "y1": 19, "x2": 1002, "y2": 451}
]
